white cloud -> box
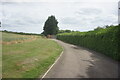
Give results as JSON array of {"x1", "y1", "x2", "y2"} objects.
[
  {"x1": 118, "y1": 1, "x2": 120, "y2": 24},
  {"x1": 1, "y1": 1, "x2": 118, "y2": 33},
  {"x1": 76, "y1": 8, "x2": 102, "y2": 15},
  {"x1": 0, "y1": 0, "x2": 119, "y2": 2}
]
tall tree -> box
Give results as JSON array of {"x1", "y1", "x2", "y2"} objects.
[{"x1": 43, "y1": 15, "x2": 59, "y2": 36}]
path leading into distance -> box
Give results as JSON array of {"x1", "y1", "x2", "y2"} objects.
[{"x1": 44, "y1": 39, "x2": 119, "y2": 78}]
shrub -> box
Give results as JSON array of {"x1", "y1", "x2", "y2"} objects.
[{"x1": 57, "y1": 25, "x2": 119, "y2": 61}]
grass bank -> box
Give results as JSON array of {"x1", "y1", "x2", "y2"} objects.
[{"x1": 2, "y1": 32, "x2": 63, "y2": 78}]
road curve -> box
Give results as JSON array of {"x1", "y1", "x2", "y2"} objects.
[{"x1": 44, "y1": 39, "x2": 119, "y2": 78}]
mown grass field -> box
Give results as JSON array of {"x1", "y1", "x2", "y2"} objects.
[{"x1": 2, "y1": 32, "x2": 63, "y2": 78}]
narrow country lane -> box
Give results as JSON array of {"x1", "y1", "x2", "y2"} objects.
[{"x1": 44, "y1": 39, "x2": 118, "y2": 78}]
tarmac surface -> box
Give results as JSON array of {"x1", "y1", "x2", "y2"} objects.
[{"x1": 44, "y1": 39, "x2": 119, "y2": 78}]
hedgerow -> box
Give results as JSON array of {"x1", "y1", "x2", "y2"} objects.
[{"x1": 57, "y1": 25, "x2": 119, "y2": 61}]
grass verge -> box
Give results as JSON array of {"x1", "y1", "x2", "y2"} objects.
[{"x1": 2, "y1": 32, "x2": 63, "y2": 78}]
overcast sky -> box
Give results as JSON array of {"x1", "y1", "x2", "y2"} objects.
[{"x1": 0, "y1": 0, "x2": 119, "y2": 33}]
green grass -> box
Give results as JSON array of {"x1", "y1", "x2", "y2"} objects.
[{"x1": 2, "y1": 32, "x2": 63, "y2": 78}]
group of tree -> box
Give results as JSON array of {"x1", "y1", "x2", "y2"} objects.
[
  {"x1": 58, "y1": 30, "x2": 72, "y2": 33},
  {"x1": 94, "y1": 25, "x2": 114, "y2": 31},
  {"x1": 3, "y1": 30, "x2": 41, "y2": 36},
  {"x1": 42, "y1": 15, "x2": 117, "y2": 36},
  {"x1": 42, "y1": 15, "x2": 79, "y2": 35}
]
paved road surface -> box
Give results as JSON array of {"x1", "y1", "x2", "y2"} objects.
[{"x1": 44, "y1": 39, "x2": 119, "y2": 78}]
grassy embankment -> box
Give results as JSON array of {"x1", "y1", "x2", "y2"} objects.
[
  {"x1": 57, "y1": 25, "x2": 119, "y2": 61},
  {"x1": 2, "y1": 32, "x2": 63, "y2": 78}
]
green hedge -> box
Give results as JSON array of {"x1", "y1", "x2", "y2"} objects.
[{"x1": 57, "y1": 25, "x2": 119, "y2": 61}]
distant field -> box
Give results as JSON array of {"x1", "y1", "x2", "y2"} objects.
[
  {"x1": 2, "y1": 32, "x2": 63, "y2": 78},
  {"x1": 2, "y1": 32, "x2": 32, "y2": 42}
]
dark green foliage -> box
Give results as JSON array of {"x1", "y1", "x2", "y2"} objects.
[
  {"x1": 58, "y1": 30, "x2": 72, "y2": 33},
  {"x1": 118, "y1": 25, "x2": 120, "y2": 60},
  {"x1": 43, "y1": 15, "x2": 59, "y2": 36},
  {"x1": 2, "y1": 30, "x2": 41, "y2": 36},
  {"x1": 57, "y1": 25, "x2": 119, "y2": 61}
]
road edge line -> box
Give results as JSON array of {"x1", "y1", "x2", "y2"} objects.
[{"x1": 40, "y1": 48, "x2": 64, "y2": 80}]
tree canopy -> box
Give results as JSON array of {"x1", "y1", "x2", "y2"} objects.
[
  {"x1": 58, "y1": 30, "x2": 72, "y2": 33},
  {"x1": 42, "y1": 15, "x2": 59, "y2": 36}
]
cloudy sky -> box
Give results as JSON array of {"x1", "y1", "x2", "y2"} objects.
[{"x1": 0, "y1": 0, "x2": 119, "y2": 33}]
